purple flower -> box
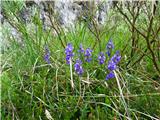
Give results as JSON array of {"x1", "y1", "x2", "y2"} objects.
[
  {"x1": 111, "y1": 51, "x2": 121, "y2": 64},
  {"x1": 106, "y1": 71, "x2": 115, "y2": 80},
  {"x1": 44, "y1": 46, "x2": 50, "y2": 64},
  {"x1": 106, "y1": 39, "x2": 114, "y2": 57},
  {"x1": 78, "y1": 44, "x2": 84, "y2": 53},
  {"x1": 108, "y1": 60, "x2": 117, "y2": 71},
  {"x1": 65, "y1": 43, "x2": 74, "y2": 64},
  {"x1": 107, "y1": 51, "x2": 121, "y2": 71},
  {"x1": 106, "y1": 51, "x2": 121, "y2": 80},
  {"x1": 106, "y1": 39, "x2": 114, "y2": 49},
  {"x1": 85, "y1": 48, "x2": 92, "y2": 62},
  {"x1": 106, "y1": 51, "x2": 111, "y2": 57},
  {"x1": 74, "y1": 59, "x2": 83, "y2": 75},
  {"x1": 98, "y1": 52, "x2": 106, "y2": 64}
]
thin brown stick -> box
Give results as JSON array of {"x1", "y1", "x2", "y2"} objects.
[{"x1": 47, "y1": 6, "x2": 65, "y2": 49}]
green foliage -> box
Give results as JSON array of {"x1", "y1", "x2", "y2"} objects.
[{"x1": 1, "y1": 1, "x2": 160, "y2": 120}]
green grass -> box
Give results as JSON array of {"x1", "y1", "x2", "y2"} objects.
[{"x1": 1, "y1": 1, "x2": 160, "y2": 120}]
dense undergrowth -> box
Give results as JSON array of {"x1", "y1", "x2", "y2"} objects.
[{"x1": 1, "y1": 1, "x2": 160, "y2": 120}]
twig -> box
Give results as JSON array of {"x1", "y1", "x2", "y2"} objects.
[
  {"x1": 115, "y1": 3, "x2": 147, "y2": 39},
  {"x1": 145, "y1": 12, "x2": 160, "y2": 75},
  {"x1": 47, "y1": 6, "x2": 65, "y2": 49}
]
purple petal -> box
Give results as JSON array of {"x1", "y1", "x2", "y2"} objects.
[{"x1": 106, "y1": 71, "x2": 115, "y2": 80}]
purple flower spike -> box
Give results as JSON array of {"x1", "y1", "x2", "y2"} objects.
[
  {"x1": 74, "y1": 59, "x2": 83, "y2": 75},
  {"x1": 106, "y1": 71, "x2": 115, "y2": 80},
  {"x1": 65, "y1": 43, "x2": 74, "y2": 64},
  {"x1": 106, "y1": 39, "x2": 114, "y2": 49},
  {"x1": 106, "y1": 39, "x2": 114, "y2": 57},
  {"x1": 108, "y1": 61, "x2": 117, "y2": 71},
  {"x1": 106, "y1": 51, "x2": 121, "y2": 80},
  {"x1": 106, "y1": 51, "x2": 111, "y2": 57},
  {"x1": 98, "y1": 52, "x2": 106, "y2": 64},
  {"x1": 78, "y1": 44, "x2": 84, "y2": 53},
  {"x1": 44, "y1": 46, "x2": 50, "y2": 64},
  {"x1": 111, "y1": 51, "x2": 121, "y2": 64},
  {"x1": 85, "y1": 48, "x2": 92, "y2": 62}
]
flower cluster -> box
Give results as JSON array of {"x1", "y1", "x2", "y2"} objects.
[
  {"x1": 65, "y1": 43, "x2": 74, "y2": 64},
  {"x1": 64, "y1": 40, "x2": 121, "y2": 80},
  {"x1": 110, "y1": 51, "x2": 121, "y2": 64},
  {"x1": 98, "y1": 52, "x2": 106, "y2": 64},
  {"x1": 106, "y1": 39, "x2": 114, "y2": 57},
  {"x1": 106, "y1": 51, "x2": 121, "y2": 80},
  {"x1": 85, "y1": 48, "x2": 92, "y2": 62},
  {"x1": 74, "y1": 59, "x2": 83, "y2": 75},
  {"x1": 44, "y1": 45, "x2": 50, "y2": 64}
]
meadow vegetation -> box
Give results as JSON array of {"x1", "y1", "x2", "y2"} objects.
[{"x1": 1, "y1": 1, "x2": 160, "y2": 119}]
